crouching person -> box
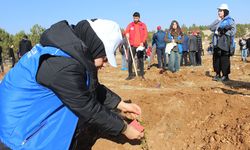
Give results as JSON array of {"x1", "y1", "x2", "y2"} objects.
[{"x1": 0, "y1": 19, "x2": 143, "y2": 150}]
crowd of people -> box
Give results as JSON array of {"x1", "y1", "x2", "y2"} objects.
[
  {"x1": 0, "y1": 35, "x2": 32, "y2": 73},
  {"x1": 120, "y1": 3, "x2": 241, "y2": 82}
]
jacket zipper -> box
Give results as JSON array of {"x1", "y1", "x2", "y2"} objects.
[{"x1": 21, "y1": 123, "x2": 46, "y2": 146}]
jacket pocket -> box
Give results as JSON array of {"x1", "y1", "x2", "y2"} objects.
[{"x1": 21, "y1": 121, "x2": 47, "y2": 146}]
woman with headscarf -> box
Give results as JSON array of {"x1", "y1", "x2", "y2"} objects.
[
  {"x1": 209, "y1": 4, "x2": 236, "y2": 81},
  {"x1": 0, "y1": 19, "x2": 143, "y2": 150}
]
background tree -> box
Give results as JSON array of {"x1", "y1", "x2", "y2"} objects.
[
  {"x1": 236, "y1": 24, "x2": 247, "y2": 38},
  {"x1": 29, "y1": 24, "x2": 46, "y2": 45}
]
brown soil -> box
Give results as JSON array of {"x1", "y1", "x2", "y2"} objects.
[
  {"x1": 1, "y1": 54, "x2": 250, "y2": 150},
  {"x1": 94, "y1": 54, "x2": 250, "y2": 150}
]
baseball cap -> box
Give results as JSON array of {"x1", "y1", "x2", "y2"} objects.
[
  {"x1": 218, "y1": 3, "x2": 229, "y2": 11},
  {"x1": 87, "y1": 19, "x2": 122, "y2": 67}
]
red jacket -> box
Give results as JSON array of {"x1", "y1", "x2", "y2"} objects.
[{"x1": 125, "y1": 21, "x2": 148, "y2": 47}]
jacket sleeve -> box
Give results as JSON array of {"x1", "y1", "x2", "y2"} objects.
[
  {"x1": 225, "y1": 19, "x2": 236, "y2": 36},
  {"x1": 209, "y1": 19, "x2": 220, "y2": 32},
  {"x1": 96, "y1": 83, "x2": 122, "y2": 110},
  {"x1": 36, "y1": 57, "x2": 125, "y2": 135},
  {"x1": 125, "y1": 23, "x2": 131, "y2": 35},
  {"x1": 152, "y1": 33, "x2": 156, "y2": 46},
  {"x1": 143, "y1": 24, "x2": 148, "y2": 43}
]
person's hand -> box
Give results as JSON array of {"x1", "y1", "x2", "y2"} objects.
[
  {"x1": 126, "y1": 33, "x2": 129, "y2": 39},
  {"x1": 122, "y1": 124, "x2": 144, "y2": 140},
  {"x1": 117, "y1": 101, "x2": 141, "y2": 120}
]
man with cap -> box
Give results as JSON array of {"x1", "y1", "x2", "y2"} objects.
[
  {"x1": 0, "y1": 19, "x2": 143, "y2": 150},
  {"x1": 125, "y1": 12, "x2": 148, "y2": 80},
  {"x1": 209, "y1": 3, "x2": 236, "y2": 82},
  {"x1": 152, "y1": 26, "x2": 167, "y2": 74}
]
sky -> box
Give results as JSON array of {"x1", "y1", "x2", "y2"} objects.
[{"x1": 0, "y1": 0, "x2": 249, "y2": 35}]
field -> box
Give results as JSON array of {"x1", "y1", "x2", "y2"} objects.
[{"x1": 1, "y1": 51, "x2": 250, "y2": 150}]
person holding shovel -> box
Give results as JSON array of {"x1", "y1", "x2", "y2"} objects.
[
  {"x1": 125, "y1": 12, "x2": 148, "y2": 80},
  {"x1": 0, "y1": 19, "x2": 144, "y2": 150}
]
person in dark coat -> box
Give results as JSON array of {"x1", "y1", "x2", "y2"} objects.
[
  {"x1": 9, "y1": 45, "x2": 15, "y2": 67},
  {"x1": 196, "y1": 31, "x2": 203, "y2": 65},
  {"x1": 18, "y1": 35, "x2": 32, "y2": 58},
  {"x1": 188, "y1": 31, "x2": 198, "y2": 66},
  {"x1": 0, "y1": 46, "x2": 4, "y2": 73},
  {"x1": 209, "y1": 3, "x2": 236, "y2": 81},
  {"x1": 181, "y1": 33, "x2": 189, "y2": 66}
]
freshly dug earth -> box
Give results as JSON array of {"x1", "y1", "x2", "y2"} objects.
[
  {"x1": 1, "y1": 54, "x2": 249, "y2": 150},
  {"x1": 94, "y1": 54, "x2": 250, "y2": 150}
]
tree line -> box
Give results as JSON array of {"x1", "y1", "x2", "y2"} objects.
[{"x1": 0, "y1": 23, "x2": 249, "y2": 60}]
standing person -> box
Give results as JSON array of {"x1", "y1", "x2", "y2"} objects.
[
  {"x1": 147, "y1": 43, "x2": 156, "y2": 70},
  {"x1": 0, "y1": 46, "x2": 4, "y2": 73},
  {"x1": 240, "y1": 37, "x2": 248, "y2": 62},
  {"x1": 196, "y1": 31, "x2": 203, "y2": 65},
  {"x1": 181, "y1": 32, "x2": 189, "y2": 66},
  {"x1": 246, "y1": 37, "x2": 250, "y2": 57},
  {"x1": 188, "y1": 31, "x2": 198, "y2": 66},
  {"x1": 209, "y1": 3, "x2": 236, "y2": 81},
  {"x1": 18, "y1": 35, "x2": 32, "y2": 58},
  {"x1": 152, "y1": 26, "x2": 167, "y2": 74},
  {"x1": 120, "y1": 32, "x2": 128, "y2": 71},
  {"x1": 165, "y1": 20, "x2": 183, "y2": 73},
  {"x1": 0, "y1": 19, "x2": 144, "y2": 150},
  {"x1": 9, "y1": 45, "x2": 16, "y2": 68},
  {"x1": 125, "y1": 12, "x2": 148, "y2": 80}
]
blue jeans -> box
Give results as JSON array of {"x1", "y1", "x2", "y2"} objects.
[
  {"x1": 168, "y1": 51, "x2": 180, "y2": 72},
  {"x1": 121, "y1": 54, "x2": 127, "y2": 69},
  {"x1": 242, "y1": 49, "x2": 248, "y2": 61},
  {"x1": 189, "y1": 51, "x2": 197, "y2": 66},
  {"x1": 156, "y1": 48, "x2": 166, "y2": 69}
]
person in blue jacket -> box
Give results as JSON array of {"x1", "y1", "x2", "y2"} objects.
[
  {"x1": 0, "y1": 19, "x2": 144, "y2": 150},
  {"x1": 165, "y1": 20, "x2": 183, "y2": 73},
  {"x1": 152, "y1": 26, "x2": 167, "y2": 74},
  {"x1": 181, "y1": 32, "x2": 189, "y2": 66},
  {"x1": 209, "y1": 3, "x2": 236, "y2": 81}
]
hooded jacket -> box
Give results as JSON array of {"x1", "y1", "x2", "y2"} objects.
[
  {"x1": 0, "y1": 20, "x2": 124, "y2": 149},
  {"x1": 209, "y1": 15, "x2": 236, "y2": 54},
  {"x1": 152, "y1": 30, "x2": 166, "y2": 49}
]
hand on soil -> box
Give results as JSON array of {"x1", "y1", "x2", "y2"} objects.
[
  {"x1": 123, "y1": 124, "x2": 144, "y2": 140},
  {"x1": 118, "y1": 101, "x2": 142, "y2": 120}
]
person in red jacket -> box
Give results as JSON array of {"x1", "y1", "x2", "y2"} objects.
[{"x1": 125, "y1": 12, "x2": 148, "y2": 80}]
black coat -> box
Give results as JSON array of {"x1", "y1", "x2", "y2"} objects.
[
  {"x1": 0, "y1": 46, "x2": 2, "y2": 63},
  {"x1": 37, "y1": 20, "x2": 124, "y2": 136},
  {"x1": 9, "y1": 48, "x2": 15, "y2": 58},
  {"x1": 19, "y1": 38, "x2": 32, "y2": 56},
  {"x1": 247, "y1": 38, "x2": 250, "y2": 49}
]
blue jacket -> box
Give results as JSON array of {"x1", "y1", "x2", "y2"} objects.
[
  {"x1": 209, "y1": 15, "x2": 236, "y2": 52},
  {"x1": 167, "y1": 32, "x2": 183, "y2": 54},
  {"x1": 182, "y1": 35, "x2": 189, "y2": 52},
  {"x1": 0, "y1": 45, "x2": 79, "y2": 150},
  {"x1": 152, "y1": 30, "x2": 166, "y2": 49}
]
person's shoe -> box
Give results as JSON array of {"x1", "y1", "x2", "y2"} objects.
[
  {"x1": 125, "y1": 75, "x2": 134, "y2": 80},
  {"x1": 221, "y1": 76, "x2": 229, "y2": 82},
  {"x1": 159, "y1": 69, "x2": 164, "y2": 74},
  {"x1": 141, "y1": 76, "x2": 145, "y2": 80},
  {"x1": 213, "y1": 74, "x2": 221, "y2": 81},
  {"x1": 121, "y1": 68, "x2": 128, "y2": 71}
]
